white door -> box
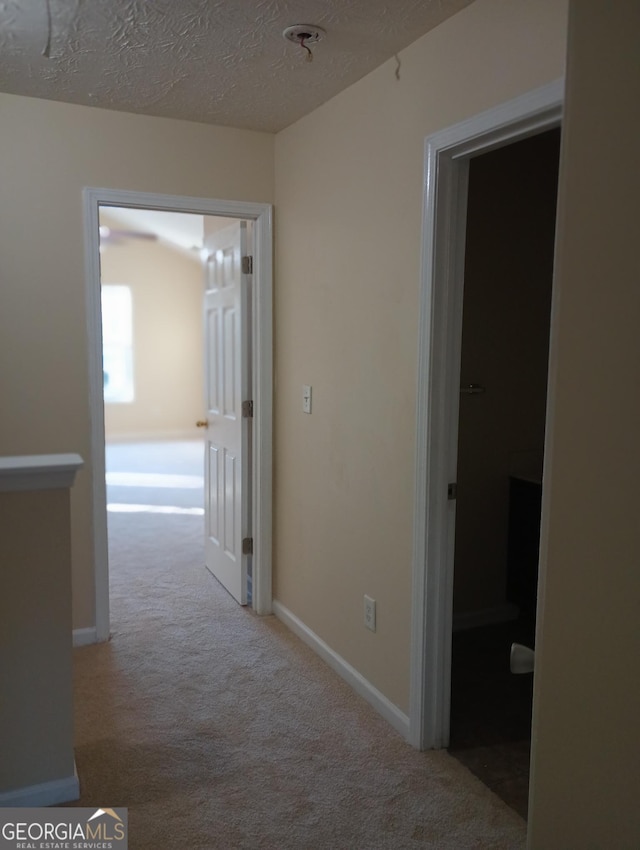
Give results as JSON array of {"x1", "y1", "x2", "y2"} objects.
[{"x1": 202, "y1": 220, "x2": 252, "y2": 604}]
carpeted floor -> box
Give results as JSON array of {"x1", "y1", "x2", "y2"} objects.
[{"x1": 68, "y1": 440, "x2": 526, "y2": 848}]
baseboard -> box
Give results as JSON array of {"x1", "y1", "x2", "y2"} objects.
[
  {"x1": 73, "y1": 626, "x2": 98, "y2": 647},
  {"x1": 0, "y1": 763, "x2": 79, "y2": 807},
  {"x1": 272, "y1": 600, "x2": 410, "y2": 740},
  {"x1": 453, "y1": 602, "x2": 519, "y2": 632}
]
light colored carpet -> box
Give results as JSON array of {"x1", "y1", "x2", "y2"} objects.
[{"x1": 69, "y1": 441, "x2": 526, "y2": 848}]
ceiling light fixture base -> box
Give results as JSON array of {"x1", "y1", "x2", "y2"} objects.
[{"x1": 283, "y1": 25, "x2": 326, "y2": 46}]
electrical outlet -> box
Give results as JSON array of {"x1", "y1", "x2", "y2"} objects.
[{"x1": 364, "y1": 595, "x2": 376, "y2": 632}]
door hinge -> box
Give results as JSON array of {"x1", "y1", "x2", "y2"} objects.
[
  {"x1": 242, "y1": 537, "x2": 253, "y2": 556},
  {"x1": 242, "y1": 400, "x2": 253, "y2": 418},
  {"x1": 242, "y1": 255, "x2": 253, "y2": 275},
  {"x1": 448, "y1": 482, "x2": 457, "y2": 500}
]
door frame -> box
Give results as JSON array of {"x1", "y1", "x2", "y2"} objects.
[
  {"x1": 408, "y1": 79, "x2": 564, "y2": 749},
  {"x1": 83, "y1": 188, "x2": 273, "y2": 641}
]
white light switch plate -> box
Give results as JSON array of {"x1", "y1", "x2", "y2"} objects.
[{"x1": 364, "y1": 595, "x2": 376, "y2": 631}]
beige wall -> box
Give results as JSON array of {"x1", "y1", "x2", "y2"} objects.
[
  {"x1": 100, "y1": 213, "x2": 204, "y2": 440},
  {"x1": 274, "y1": 0, "x2": 568, "y2": 712},
  {"x1": 0, "y1": 489, "x2": 74, "y2": 793},
  {"x1": 0, "y1": 94, "x2": 273, "y2": 629},
  {"x1": 454, "y1": 131, "x2": 559, "y2": 615},
  {"x1": 529, "y1": 1, "x2": 640, "y2": 846}
]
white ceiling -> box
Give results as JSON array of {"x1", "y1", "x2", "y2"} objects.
[
  {"x1": 100, "y1": 207, "x2": 205, "y2": 252},
  {"x1": 99, "y1": 206, "x2": 242, "y2": 254},
  {"x1": 0, "y1": 0, "x2": 474, "y2": 133}
]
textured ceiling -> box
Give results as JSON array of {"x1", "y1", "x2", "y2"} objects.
[{"x1": 0, "y1": 0, "x2": 474, "y2": 133}]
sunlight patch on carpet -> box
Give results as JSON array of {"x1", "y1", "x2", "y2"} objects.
[
  {"x1": 106, "y1": 472, "x2": 204, "y2": 489},
  {"x1": 107, "y1": 503, "x2": 204, "y2": 515}
]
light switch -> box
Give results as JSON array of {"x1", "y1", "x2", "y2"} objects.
[{"x1": 302, "y1": 385, "x2": 312, "y2": 414}]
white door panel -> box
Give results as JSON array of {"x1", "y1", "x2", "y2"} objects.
[{"x1": 203, "y1": 220, "x2": 251, "y2": 604}]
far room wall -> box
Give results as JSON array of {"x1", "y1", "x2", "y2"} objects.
[{"x1": 99, "y1": 212, "x2": 204, "y2": 441}]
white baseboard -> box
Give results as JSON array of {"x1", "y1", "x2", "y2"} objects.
[
  {"x1": 0, "y1": 763, "x2": 79, "y2": 807},
  {"x1": 73, "y1": 627, "x2": 98, "y2": 647},
  {"x1": 273, "y1": 600, "x2": 410, "y2": 740},
  {"x1": 453, "y1": 602, "x2": 519, "y2": 632}
]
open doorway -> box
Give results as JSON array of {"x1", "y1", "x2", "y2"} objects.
[
  {"x1": 99, "y1": 206, "x2": 259, "y2": 610},
  {"x1": 447, "y1": 129, "x2": 561, "y2": 818},
  {"x1": 409, "y1": 79, "x2": 563, "y2": 772},
  {"x1": 83, "y1": 188, "x2": 273, "y2": 641},
  {"x1": 98, "y1": 207, "x2": 232, "y2": 616}
]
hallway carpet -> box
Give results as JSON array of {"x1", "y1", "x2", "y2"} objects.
[{"x1": 69, "y1": 443, "x2": 526, "y2": 848}]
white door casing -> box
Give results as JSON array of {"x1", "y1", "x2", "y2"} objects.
[
  {"x1": 409, "y1": 79, "x2": 564, "y2": 750},
  {"x1": 83, "y1": 189, "x2": 273, "y2": 642},
  {"x1": 202, "y1": 220, "x2": 250, "y2": 604}
]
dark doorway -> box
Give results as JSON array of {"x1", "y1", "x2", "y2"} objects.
[{"x1": 448, "y1": 128, "x2": 562, "y2": 819}]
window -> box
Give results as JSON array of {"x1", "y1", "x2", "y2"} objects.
[{"x1": 101, "y1": 285, "x2": 134, "y2": 403}]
